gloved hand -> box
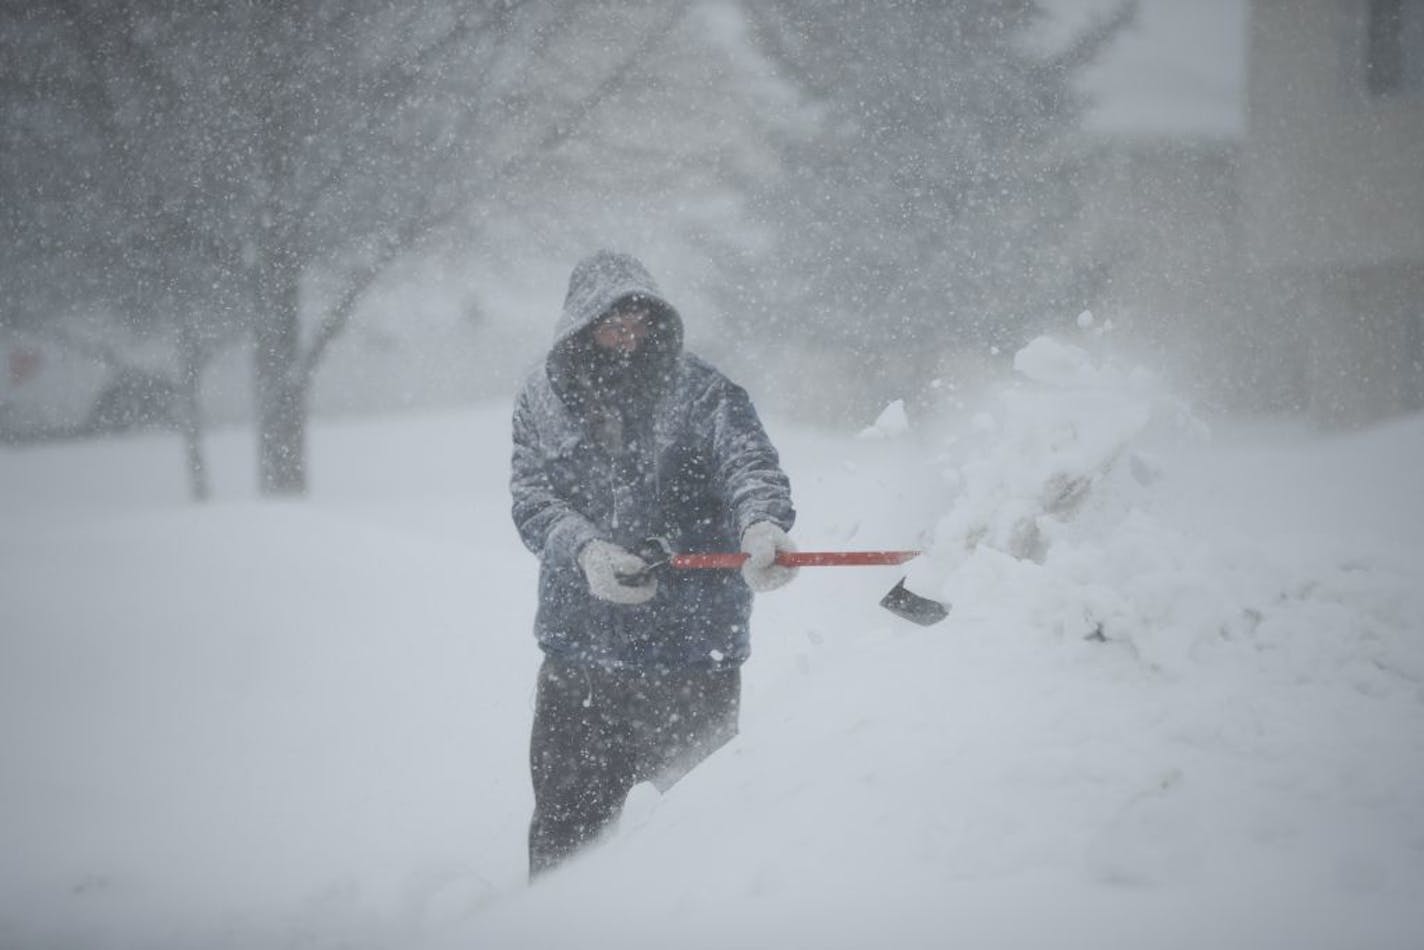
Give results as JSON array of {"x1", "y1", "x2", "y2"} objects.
[
  {"x1": 578, "y1": 539, "x2": 658, "y2": 605},
  {"x1": 740, "y1": 521, "x2": 798, "y2": 592}
]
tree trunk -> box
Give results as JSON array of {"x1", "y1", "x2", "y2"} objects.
[
  {"x1": 181, "y1": 414, "x2": 210, "y2": 502},
  {"x1": 177, "y1": 329, "x2": 210, "y2": 503},
  {"x1": 257, "y1": 379, "x2": 307, "y2": 495},
  {"x1": 254, "y1": 256, "x2": 308, "y2": 496}
]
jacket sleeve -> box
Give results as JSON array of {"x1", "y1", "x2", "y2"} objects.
[
  {"x1": 702, "y1": 376, "x2": 796, "y2": 538},
  {"x1": 510, "y1": 387, "x2": 601, "y2": 569}
]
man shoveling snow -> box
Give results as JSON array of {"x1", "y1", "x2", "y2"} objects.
[{"x1": 510, "y1": 251, "x2": 799, "y2": 877}]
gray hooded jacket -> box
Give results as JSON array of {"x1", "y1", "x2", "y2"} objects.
[{"x1": 510, "y1": 251, "x2": 794, "y2": 670}]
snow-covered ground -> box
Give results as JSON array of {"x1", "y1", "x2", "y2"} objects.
[{"x1": 2, "y1": 336, "x2": 1421, "y2": 949}]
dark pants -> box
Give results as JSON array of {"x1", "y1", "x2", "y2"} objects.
[{"x1": 528, "y1": 656, "x2": 740, "y2": 877}]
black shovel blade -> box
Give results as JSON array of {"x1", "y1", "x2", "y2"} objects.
[{"x1": 880, "y1": 577, "x2": 950, "y2": 626}]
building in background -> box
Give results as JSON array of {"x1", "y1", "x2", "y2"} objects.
[
  {"x1": 1048, "y1": 0, "x2": 1257, "y2": 412},
  {"x1": 1243, "y1": 0, "x2": 1424, "y2": 424},
  {"x1": 1072, "y1": 134, "x2": 1252, "y2": 410},
  {"x1": 1059, "y1": 0, "x2": 1423, "y2": 425}
]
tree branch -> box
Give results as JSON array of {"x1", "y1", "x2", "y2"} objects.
[
  {"x1": 297, "y1": 2, "x2": 694, "y2": 383},
  {"x1": 512, "y1": 3, "x2": 691, "y2": 165},
  {"x1": 1043, "y1": 0, "x2": 1137, "y2": 74}
]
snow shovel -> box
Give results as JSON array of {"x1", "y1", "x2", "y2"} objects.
[{"x1": 626, "y1": 539, "x2": 950, "y2": 626}]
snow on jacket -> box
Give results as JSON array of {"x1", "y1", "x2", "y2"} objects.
[{"x1": 510, "y1": 251, "x2": 795, "y2": 670}]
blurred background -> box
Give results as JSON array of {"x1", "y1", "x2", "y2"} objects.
[{"x1": 2, "y1": 0, "x2": 1420, "y2": 497}]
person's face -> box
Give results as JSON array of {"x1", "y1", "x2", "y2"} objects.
[{"x1": 591, "y1": 307, "x2": 653, "y2": 355}]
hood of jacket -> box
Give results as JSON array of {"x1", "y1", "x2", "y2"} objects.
[
  {"x1": 552, "y1": 250, "x2": 683, "y2": 352},
  {"x1": 546, "y1": 252, "x2": 685, "y2": 438}
]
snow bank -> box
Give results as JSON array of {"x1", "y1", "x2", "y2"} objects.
[
  {"x1": 912, "y1": 335, "x2": 1423, "y2": 685},
  {"x1": 912, "y1": 335, "x2": 1195, "y2": 579}
]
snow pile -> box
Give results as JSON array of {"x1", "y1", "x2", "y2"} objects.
[
  {"x1": 857, "y1": 398, "x2": 911, "y2": 439},
  {"x1": 910, "y1": 335, "x2": 1423, "y2": 685},
  {"x1": 912, "y1": 335, "x2": 1194, "y2": 579}
]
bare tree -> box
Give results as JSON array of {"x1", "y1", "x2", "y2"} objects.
[
  {"x1": 4, "y1": 0, "x2": 714, "y2": 495},
  {"x1": 3, "y1": 1, "x2": 262, "y2": 498}
]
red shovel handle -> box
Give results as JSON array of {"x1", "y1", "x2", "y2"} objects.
[{"x1": 670, "y1": 550, "x2": 921, "y2": 569}]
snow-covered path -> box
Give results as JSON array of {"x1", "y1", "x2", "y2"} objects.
[{"x1": 2, "y1": 350, "x2": 1422, "y2": 948}]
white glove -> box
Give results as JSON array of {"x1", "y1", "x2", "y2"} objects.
[
  {"x1": 740, "y1": 522, "x2": 798, "y2": 592},
  {"x1": 578, "y1": 539, "x2": 658, "y2": 605}
]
